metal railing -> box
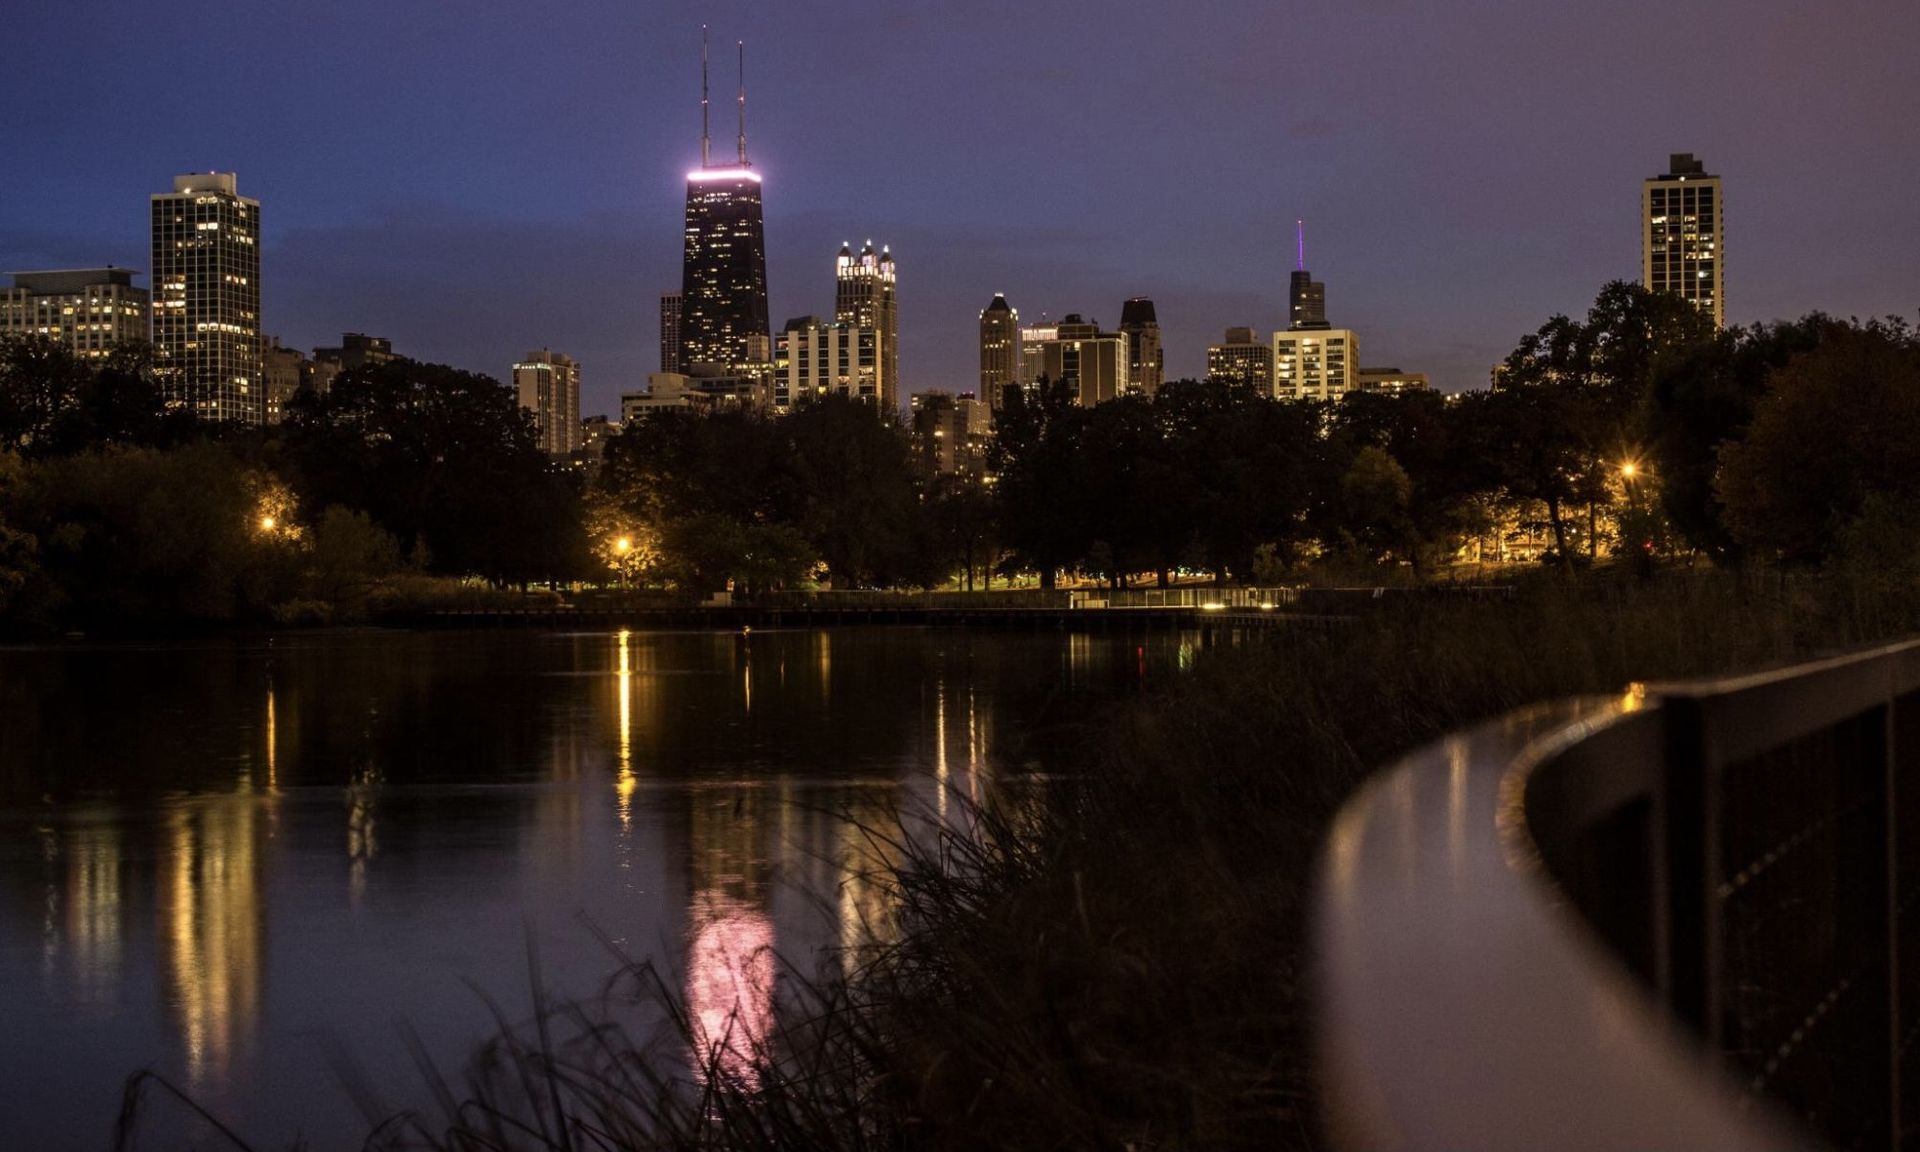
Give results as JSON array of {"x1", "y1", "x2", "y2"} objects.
[{"x1": 1315, "y1": 638, "x2": 1920, "y2": 1152}]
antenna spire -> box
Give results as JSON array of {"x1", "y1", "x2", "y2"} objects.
[
  {"x1": 1296, "y1": 220, "x2": 1305, "y2": 272},
  {"x1": 736, "y1": 40, "x2": 748, "y2": 166},
  {"x1": 700, "y1": 26, "x2": 711, "y2": 168}
]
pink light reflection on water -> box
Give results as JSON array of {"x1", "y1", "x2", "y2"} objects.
[{"x1": 685, "y1": 893, "x2": 775, "y2": 1088}]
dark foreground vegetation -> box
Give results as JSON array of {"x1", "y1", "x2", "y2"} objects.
[
  {"x1": 117, "y1": 572, "x2": 1920, "y2": 1152},
  {"x1": 4, "y1": 283, "x2": 1918, "y2": 635}
]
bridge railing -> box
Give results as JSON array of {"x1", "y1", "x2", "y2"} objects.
[{"x1": 1316, "y1": 638, "x2": 1920, "y2": 1151}]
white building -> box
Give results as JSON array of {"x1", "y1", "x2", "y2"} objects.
[
  {"x1": 513, "y1": 349, "x2": 582, "y2": 455},
  {"x1": 774, "y1": 317, "x2": 883, "y2": 409},
  {"x1": 1642, "y1": 152, "x2": 1724, "y2": 328},
  {"x1": 0, "y1": 268, "x2": 150, "y2": 359},
  {"x1": 1273, "y1": 329, "x2": 1360, "y2": 401}
]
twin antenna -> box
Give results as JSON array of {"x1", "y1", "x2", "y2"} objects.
[{"x1": 699, "y1": 26, "x2": 749, "y2": 169}]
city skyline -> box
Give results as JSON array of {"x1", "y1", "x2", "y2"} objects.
[{"x1": 3, "y1": 2, "x2": 1916, "y2": 418}]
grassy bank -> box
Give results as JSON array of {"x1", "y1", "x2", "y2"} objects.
[{"x1": 122, "y1": 571, "x2": 1916, "y2": 1151}]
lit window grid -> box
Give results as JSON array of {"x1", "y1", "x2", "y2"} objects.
[
  {"x1": 1642, "y1": 177, "x2": 1723, "y2": 327},
  {"x1": 151, "y1": 190, "x2": 262, "y2": 422},
  {"x1": 0, "y1": 285, "x2": 149, "y2": 357}
]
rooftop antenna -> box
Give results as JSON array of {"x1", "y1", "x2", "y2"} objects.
[
  {"x1": 736, "y1": 41, "x2": 748, "y2": 166},
  {"x1": 700, "y1": 26, "x2": 711, "y2": 168},
  {"x1": 1296, "y1": 220, "x2": 1306, "y2": 272}
]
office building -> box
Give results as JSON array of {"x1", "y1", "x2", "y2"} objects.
[
  {"x1": 1018, "y1": 320, "x2": 1058, "y2": 387},
  {"x1": 660, "y1": 291, "x2": 683, "y2": 372},
  {"x1": 834, "y1": 241, "x2": 898, "y2": 410},
  {"x1": 621, "y1": 370, "x2": 766, "y2": 420},
  {"x1": 1118, "y1": 297, "x2": 1163, "y2": 397},
  {"x1": 1643, "y1": 152, "x2": 1724, "y2": 327},
  {"x1": 1206, "y1": 327, "x2": 1274, "y2": 393},
  {"x1": 150, "y1": 172, "x2": 262, "y2": 422},
  {"x1": 1273, "y1": 329, "x2": 1360, "y2": 401},
  {"x1": 978, "y1": 294, "x2": 1019, "y2": 410},
  {"x1": 774, "y1": 315, "x2": 883, "y2": 409},
  {"x1": 910, "y1": 389, "x2": 992, "y2": 477},
  {"x1": 0, "y1": 268, "x2": 149, "y2": 358},
  {"x1": 1288, "y1": 221, "x2": 1331, "y2": 331},
  {"x1": 680, "y1": 35, "x2": 770, "y2": 375},
  {"x1": 1035, "y1": 315, "x2": 1128, "y2": 407},
  {"x1": 1357, "y1": 367, "x2": 1430, "y2": 395},
  {"x1": 513, "y1": 349, "x2": 583, "y2": 455}
]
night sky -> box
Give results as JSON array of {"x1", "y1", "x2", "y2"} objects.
[{"x1": 5, "y1": 0, "x2": 1917, "y2": 416}]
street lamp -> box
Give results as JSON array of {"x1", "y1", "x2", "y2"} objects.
[
  {"x1": 1619, "y1": 461, "x2": 1637, "y2": 480},
  {"x1": 258, "y1": 515, "x2": 277, "y2": 532},
  {"x1": 614, "y1": 536, "x2": 632, "y2": 555}
]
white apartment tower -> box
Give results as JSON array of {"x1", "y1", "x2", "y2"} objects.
[
  {"x1": 774, "y1": 316, "x2": 883, "y2": 409},
  {"x1": 513, "y1": 349, "x2": 582, "y2": 455},
  {"x1": 150, "y1": 172, "x2": 262, "y2": 422},
  {"x1": 1642, "y1": 153, "x2": 1724, "y2": 328},
  {"x1": 0, "y1": 268, "x2": 149, "y2": 358}
]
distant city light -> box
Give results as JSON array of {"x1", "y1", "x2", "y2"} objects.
[{"x1": 687, "y1": 168, "x2": 761, "y2": 183}]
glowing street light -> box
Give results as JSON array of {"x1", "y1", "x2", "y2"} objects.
[
  {"x1": 258, "y1": 515, "x2": 277, "y2": 532},
  {"x1": 614, "y1": 536, "x2": 633, "y2": 555},
  {"x1": 1619, "y1": 461, "x2": 1638, "y2": 479}
]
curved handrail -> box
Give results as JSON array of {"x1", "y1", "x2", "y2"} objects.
[{"x1": 1314, "y1": 693, "x2": 1816, "y2": 1151}]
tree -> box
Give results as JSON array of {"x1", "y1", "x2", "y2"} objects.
[
  {"x1": 1716, "y1": 319, "x2": 1920, "y2": 566},
  {"x1": 282, "y1": 358, "x2": 585, "y2": 585},
  {"x1": 1339, "y1": 446, "x2": 1414, "y2": 564},
  {"x1": 781, "y1": 395, "x2": 929, "y2": 587},
  {"x1": 989, "y1": 378, "x2": 1086, "y2": 588},
  {"x1": 0, "y1": 337, "x2": 188, "y2": 456}
]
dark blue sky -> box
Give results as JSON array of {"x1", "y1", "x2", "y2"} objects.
[{"x1": 5, "y1": 0, "x2": 1917, "y2": 415}]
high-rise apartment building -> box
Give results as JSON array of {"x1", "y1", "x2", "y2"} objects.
[
  {"x1": 773, "y1": 316, "x2": 882, "y2": 409},
  {"x1": 1018, "y1": 320, "x2": 1058, "y2": 387},
  {"x1": 151, "y1": 172, "x2": 261, "y2": 422},
  {"x1": 679, "y1": 35, "x2": 770, "y2": 375},
  {"x1": 1118, "y1": 297, "x2": 1163, "y2": 397},
  {"x1": 910, "y1": 389, "x2": 992, "y2": 477},
  {"x1": 1206, "y1": 327, "x2": 1274, "y2": 393},
  {"x1": 1643, "y1": 152, "x2": 1724, "y2": 328},
  {"x1": 310, "y1": 332, "x2": 395, "y2": 395},
  {"x1": 978, "y1": 294, "x2": 1019, "y2": 410},
  {"x1": 660, "y1": 291, "x2": 683, "y2": 372},
  {"x1": 513, "y1": 349, "x2": 583, "y2": 455},
  {"x1": 0, "y1": 268, "x2": 149, "y2": 358},
  {"x1": 262, "y1": 336, "x2": 309, "y2": 425},
  {"x1": 834, "y1": 241, "x2": 898, "y2": 410},
  {"x1": 1273, "y1": 329, "x2": 1360, "y2": 401},
  {"x1": 1035, "y1": 315, "x2": 1128, "y2": 407}
]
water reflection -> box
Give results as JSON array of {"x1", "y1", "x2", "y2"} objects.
[{"x1": 0, "y1": 627, "x2": 1202, "y2": 1147}]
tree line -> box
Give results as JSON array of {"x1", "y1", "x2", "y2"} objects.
[{"x1": 1, "y1": 279, "x2": 1916, "y2": 630}]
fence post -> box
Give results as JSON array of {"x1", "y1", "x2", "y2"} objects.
[{"x1": 1886, "y1": 693, "x2": 1903, "y2": 1152}]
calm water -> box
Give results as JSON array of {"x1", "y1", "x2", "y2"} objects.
[{"x1": 0, "y1": 626, "x2": 1198, "y2": 1148}]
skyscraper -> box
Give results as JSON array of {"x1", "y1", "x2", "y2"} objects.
[
  {"x1": 978, "y1": 294, "x2": 1019, "y2": 410},
  {"x1": 1287, "y1": 221, "x2": 1330, "y2": 331},
  {"x1": 151, "y1": 172, "x2": 261, "y2": 422},
  {"x1": 679, "y1": 34, "x2": 769, "y2": 375},
  {"x1": 1035, "y1": 315, "x2": 1128, "y2": 407},
  {"x1": 834, "y1": 241, "x2": 898, "y2": 410},
  {"x1": 1118, "y1": 297, "x2": 1163, "y2": 397},
  {"x1": 660, "y1": 291, "x2": 683, "y2": 372},
  {"x1": 1643, "y1": 152, "x2": 1724, "y2": 328},
  {"x1": 0, "y1": 268, "x2": 149, "y2": 359},
  {"x1": 1273, "y1": 221, "x2": 1359, "y2": 400},
  {"x1": 1206, "y1": 327, "x2": 1274, "y2": 393},
  {"x1": 513, "y1": 349, "x2": 582, "y2": 455},
  {"x1": 774, "y1": 315, "x2": 882, "y2": 409}
]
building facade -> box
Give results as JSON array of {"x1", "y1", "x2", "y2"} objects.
[
  {"x1": 910, "y1": 389, "x2": 992, "y2": 477},
  {"x1": 834, "y1": 241, "x2": 898, "y2": 410},
  {"x1": 310, "y1": 332, "x2": 395, "y2": 395},
  {"x1": 978, "y1": 294, "x2": 1019, "y2": 410},
  {"x1": 513, "y1": 349, "x2": 583, "y2": 455},
  {"x1": 1206, "y1": 327, "x2": 1274, "y2": 393},
  {"x1": 1118, "y1": 297, "x2": 1163, "y2": 397},
  {"x1": 774, "y1": 316, "x2": 883, "y2": 409},
  {"x1": 150, "y1": 172, "x2": 261, "y2": 422},
  {"x1": 1273, "y1": 329, "x2": 1360, "y2": 401},
  {"x1": 1, "y1": 268, "x2": 149, "y2": 359},
  {"x1": 1356, "y1": 367, "x2": 1430, "y2": 395},
  {"x1": 1018, "y1": 320, "x2": 1058, "y2": 387},
  {"x1": 262, "y1": 337, "x2": 309, "y2": 425},
  {"x1": 660, "y1": 291, "x2": 683, "y2": 372},
  {"x1": 1642, "y1": 152, "x2": 1724, "y2": 328},
  {"x1": 1035, "y1": 315, "x2": 1128, "y2": 406}
]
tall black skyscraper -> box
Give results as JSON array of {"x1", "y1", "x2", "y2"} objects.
[
  {"x1": 679, "y1": 33, "x2": 769, "y2": 374},
  {"x1": 1118, "y1": 297, "x2": 1163, "y2": 396}
]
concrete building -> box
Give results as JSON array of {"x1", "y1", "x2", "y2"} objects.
[
  {"x1": 1118, "y1": 297, "x2": 1164, "y2": 397},
  {"x1": 0, "y1": 268, "x2": 149, "y2": 359},
  {"x1": 1206, "y1": 327, "x2": 1275, "y2": 393},
  {"x1": 911, "y1": 389, "x2": 992, "y2": 477},
  {"x1": 262, "y1": 337, "x2": 309, "y2": 425},
  {"x1": 513, "y1": 349, "x2": 583, "y2": 455},
  {"x1": 978, "y1": 294, "x2": 1019, "y2": 410},
  {"x1": 1018, "y1": 320, "x2": 1058, "y2": 387},
  {"x1": 150, "y1": 172, "x2": 261, "y2": 422},
  {"x1": 1273, "y1": 329, "x2": 1360, "y2": 401},
  {"x1": 1643, "y1": 152, "x2": 1724, "y2": 327},
  {"x1": 1035, "y1": 315, "x2": 1128, "y2": 407},
  {"x1": 834, "y1": 241, "x2": 898, "y2": 410},
  {"x1": 774, "y1": 315, "x2": 883, "y2": 409},
  {"x1": 619, "y1": 370, "x2": 766, "y2": 420},
  {"x1": 660, "y1": 291, "x2": 682, "y2": 372},
  {"x1": 1357, "y1": 367, "x2": 1430, "y2": 395}
]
